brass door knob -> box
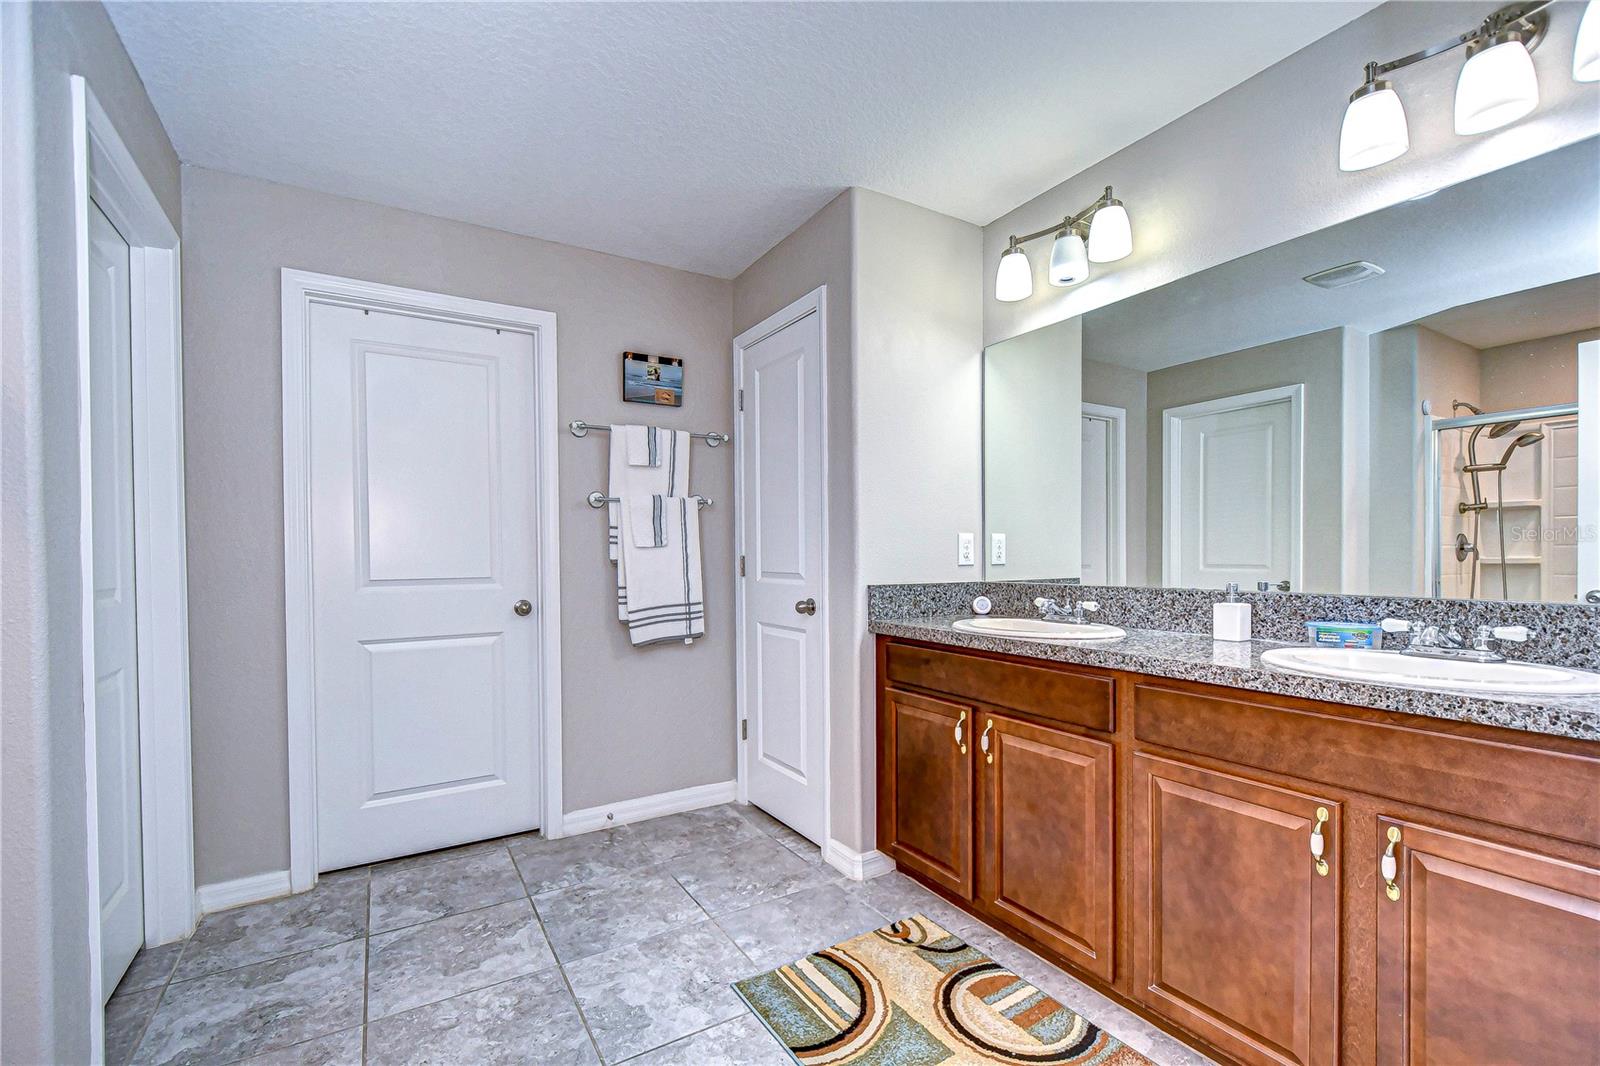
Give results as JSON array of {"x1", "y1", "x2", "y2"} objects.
[
  {"x1": 513, "y1": 599, "x2": 533, "y2": 617},
  {"x1": 794, "y1": 598, "x2": 817, "y2": 616}
]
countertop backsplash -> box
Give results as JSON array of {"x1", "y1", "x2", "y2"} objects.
[{"x1": 867, "y1": 581, "x2": 1600, "y2": 671}]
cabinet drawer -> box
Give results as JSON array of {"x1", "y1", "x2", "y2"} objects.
[
  {"x1": 885, "y1": 642, "x2": 1114, "y2": 732},
  {"x1": 1134, "y1": 681, "x2": 1600, "y2": 847}
]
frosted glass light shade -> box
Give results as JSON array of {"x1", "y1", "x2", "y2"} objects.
[
  {"x1": 995, "y1": 247, "x2": 1032, "y2": 302},
  {"x1": 1576, "y1": 1, "x2": 1600, "y2": 81},
  {"x1": 1339, "y1": 84, "x2": 1409, "y2": 171},
  {"x1": 1087, "y1": 202, "x2": 1132, "y2": 263},
  {"x1": 1048, "y1": 231, "x2": 1089, "y2": 286},
  {"x1": 1454, "y1": 36, "x2": 1539, "y2": 134}
]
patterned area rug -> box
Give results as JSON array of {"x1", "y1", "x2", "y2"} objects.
[{"x1": 733, "y1": 914, "x2": 1152, "y2": 1065}]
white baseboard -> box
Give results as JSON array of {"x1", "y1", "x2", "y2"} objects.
[
  {"x1": 823, "y1": 839, "x2": 897, "y2": 882},
  {"x1": 195, "y1": 870, "x2": 293, "y2": 915},
  {"x1": 562, "y1": 779, "x2": 738, "y2": 837}
]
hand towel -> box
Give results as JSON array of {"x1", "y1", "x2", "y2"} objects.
[
  {"x1": 608, "y1": 425, "x2": 690, "y2": 570},
  {"x1": 624, "y1": 425, "x2": 662, "y2": 467},
  {"x1": 618, "y1": 495, "x2": 705, "y2": 647},
  {"x1": 629, "y1": 495, "x2": 670, "y2": 548}
]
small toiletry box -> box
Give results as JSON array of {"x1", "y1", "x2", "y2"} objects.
[{"x1": 1305, "y1": 621, "x2": 1383, "y2": 649}]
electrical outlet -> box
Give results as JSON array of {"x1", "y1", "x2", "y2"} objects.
[
  {"x1": 990, "y1": 533, "x2": 1007, "y2": 566},
  {"x1": 957, "y1": 532, "x2": 975, "y2": 566}
]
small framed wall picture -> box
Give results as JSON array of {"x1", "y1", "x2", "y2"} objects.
[{"x1": 622, "y1": 351, "x2": 684, "y2": 407}]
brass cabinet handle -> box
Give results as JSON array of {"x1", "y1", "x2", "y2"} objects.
[
  {"x1": 954, "y1": 710, "x2": 967, "y2": 755},
  {"x1": 1310, "y1": 807, "x2": 1330, "y2": 876},
  {"x1": 980, "y1": 719, "x2": 995, "y2": 764},
  {"x1": 1382, "y1": 825, "x2": 1402, "y2": 901}
]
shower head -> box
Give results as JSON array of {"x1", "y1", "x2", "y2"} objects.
[
  {"x1": 1452, "y1": 400, "x2": 1484, "y2": 415},
  {"x1": 1487, "y1": 419, "x2": 1524, "y2": 439},
  {"x1": 1494, "y1": 430, "x2": 1544, "y2": 467}
]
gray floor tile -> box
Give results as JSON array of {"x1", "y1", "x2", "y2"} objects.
[
  {"x1": 174, "y1": 872, "x2": 368, "y2": 981},
  {"x1": 115, "y1": 941, "x2": 186, "y2": 996},
  {"x1": 624, "y1": 806, "x2": 769, "y2": 864},
  {"x1": 133, "y1": 939, "x2": 365, "y2": 1065},
  {"x1": 728, "y1": 804, "x2": 788, "y2": 837},
  {"x1": 666, "y1": 838, "x2": 834, "y2": 916},
  {"x1": 366, "y1": 969, "x2": 598, "y2": 1066},
  {"x1": 713, "y1": 883, "x2": 887, "y2": 971},
  {"x1": 367, "y1": 898, "x2": 556, "y2": 1019},
  {"x1": 843, "y1": 871, "x2": 976, "y2": 934},
  {"x1": 622, "y1": 1012, "x2": 790, "y2": 1066},
  {"x1": 234, "y1": 1026, "x2": 364, "y2": 1065},
  {"x1": 105, "y1": 987, "x2": 161, "y2": 1066},
  {"x1": 369, "y1": 848, "x2": 525, "y2": 933},
  {"x1": 373, "y1": 832, "x2": 518, "y2": 875},
  {"x1": 509, "y1": 827, "x2": 660, "y2": 896},
  {"x1": 563, "y1": 920, "x2": 750, "y2": 1064},
  {"x1": 533, "y1": 866, "x2": 703, "y2": 963}
]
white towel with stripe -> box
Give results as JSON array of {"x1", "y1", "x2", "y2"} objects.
[
  {"x1": 618, "y1": 495, "x2": 704, "y2": 646},
  {"x1": 607, "y1": 424, "x2": 689, "y2": 569}
]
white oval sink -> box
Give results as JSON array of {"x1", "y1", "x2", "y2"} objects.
[
  {"x1": 952, "y1": 617, "x2": 1127, "y2": 642},
  {"x1": 1259, "y1": 646, "x2": 1600, "y2": 696}
]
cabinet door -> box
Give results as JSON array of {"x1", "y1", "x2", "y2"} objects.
[
  {"x1": 1376, "y1": 818, "x2": 1600, "y2": 1065},
  {"x1": 978, "y1": 713, "x2": 1114, "y2": 980},
  {"x1": 1131, "y1": 754, "x2": 1339, "y2": 1066},
  {"x1": 882, "y1": 688, "x2": 974, "y2": 898}
]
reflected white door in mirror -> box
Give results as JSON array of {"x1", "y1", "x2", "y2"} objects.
[{"x1": 1163, "y1": 385, "x2": 1303, "y2": 591}]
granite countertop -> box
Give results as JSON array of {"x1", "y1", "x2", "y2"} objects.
[{"x1": 870, "y1": 615, "x2": 1600, "y2": 742}]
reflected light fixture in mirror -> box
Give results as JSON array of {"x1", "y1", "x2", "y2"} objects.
[
  {"x1": 1049, "y1": 226, "x2": 1089, "y2": 286},
  {"x1": 1335, "y1": 1, "x2": 1574, "y2": 172},
  {"x1": 1339, "y1": 65, "x2": 1409, "y2": 171},
  {"x1": 995, "y1": 186, "x2": 1132, "y2": 302},
  {"x1": 1455, "y1": 29, "x2": 1541, "y2": 134},
  {"x1": 995, "y1": 239, "x2": 1033, "y2": 302},
  {"x1": 1573, "y1": 0, "x2": 1599, "y2": 80}
]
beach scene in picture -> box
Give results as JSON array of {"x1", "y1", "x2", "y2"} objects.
[{"x1": 623, "y1": 351, "x2": 684, "y2": 406}]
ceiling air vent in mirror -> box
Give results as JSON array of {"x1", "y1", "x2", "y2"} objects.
[{"x1": 1302, "y1": 260, "x2": 1385, "y2": 289}]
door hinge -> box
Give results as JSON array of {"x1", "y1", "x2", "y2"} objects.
[
  {"x1": 738, "y1": 554, "x2": 746, "y2": 577},
  {"x1": 737, "y1": 389, "x2": 744, "y2": 412},
  {"x1": 741, "y1": 719, "x2": 748, "y2": 741}
]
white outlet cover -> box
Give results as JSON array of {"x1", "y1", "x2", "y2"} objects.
[
  {"x1": 990, "y1": 533, "x2": 1007, "y2": 565},
  {"x1": 957, "y1": 532, "x2": 975, "y2": 566}
]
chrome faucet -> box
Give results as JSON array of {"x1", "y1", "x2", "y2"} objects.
[
  {"x1": 1379, "y1": 618, "x2": 1531, "y2": 663},
  {"x1": 1035, "y1": 597, "x2": 1100, "y2": 625}
]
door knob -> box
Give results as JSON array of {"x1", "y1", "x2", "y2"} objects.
[
  {"x1": 513, "y1": 599, "x2": 533, "y2": 617},
  {"x1": 794, "y1": 598, "x2": 817, "y2": 616}
]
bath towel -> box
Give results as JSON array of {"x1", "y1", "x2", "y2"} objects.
[
  {"x1": 618, "y1": 495, "x2": 704, "y2": 646},
  {"x1": 607, "y1": 424, "x2": 689, "y2": 570}
]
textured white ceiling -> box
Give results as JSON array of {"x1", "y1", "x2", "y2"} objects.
[{"x1": 107, "y1": 1, "x2": 1374, "y2": 277}]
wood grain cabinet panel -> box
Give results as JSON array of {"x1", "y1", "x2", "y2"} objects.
[
  {"x1": 881, "y1": 688, "x2": 974, "y2": 898},
  {"x1": 1376, "y1": 818, "x2": 1600, "y2": 1066},
  {"x1": 978, "y1": 713, "x2": 1115, "y2": 981},
  {"x1": 1131, "y1": 754, "x2": 1339, "y2": 1066}
]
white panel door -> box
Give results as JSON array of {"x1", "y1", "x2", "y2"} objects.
[
  {"x1": 739, "y1": 308, "x2": 825, "y2": 844},
  {"x1": 310, "y1": 303, "x2": 540, "y2": 869},
  {"x1": 1166, "y1": 387, "x2": 1301, "y2": 590},
  {"x1": 1081, "y1": 414, "x2": 1111, "y2": 585},
  {"x1": 90, "y1": 201, "x2": 145, "y2": 995}
]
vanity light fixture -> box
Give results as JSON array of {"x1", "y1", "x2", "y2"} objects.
[
  {"x1": 994, "y1": 186, "x2": 1132, "y2": 302},
  {"x1": 1574, "y1": 0, "x2": 1600, "y2": 80},
  {"x1": 1336, "y1": 1, "x2": 1580, "y2": 172}
]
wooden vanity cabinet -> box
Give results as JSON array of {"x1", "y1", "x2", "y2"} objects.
[
  {"x1": 1374, "y1": 817, "x2": 1600, "y2": 1065},
  {"x1": 880, "y1": 687, "x2": 974, "y2": 898},
  {"x1": 876, "y1": 634, "x2": 1600, "y2": 1066},
  {"x1": 1130, "y1": 754, "x2": 1340, "y2": 1066},
  {"x1": 977, "y1": 713, "x2": 1115, "y2": 981}
]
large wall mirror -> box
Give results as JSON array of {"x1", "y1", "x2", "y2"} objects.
[{"x1": 983, "y1": 137, "x2": 1600, "y2": 603}]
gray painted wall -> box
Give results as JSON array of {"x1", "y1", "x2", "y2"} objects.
[
  {"x1": 983, "y1": 2, "x2": 1600, "y2": 348},
  {"x1": 1, "y1": 3, "x2": 182, "y2": 1061},
  {"x1": 1144, "y1": 328, "x2": 1348, "y2": 592},
  {"x1": 180, "y1": 166, "x2": 736, "y2": 885}
]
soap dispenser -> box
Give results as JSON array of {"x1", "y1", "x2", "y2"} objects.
[{"x1": 1213, "y1": 583, "x2": 1252, "y2": 642}]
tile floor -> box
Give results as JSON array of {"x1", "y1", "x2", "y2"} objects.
[{"x1": 107, "y1": 803, "x2": 1215, "y2": 1065}]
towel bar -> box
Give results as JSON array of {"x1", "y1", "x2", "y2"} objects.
[
  {"x1": 569, "y1": 420, "x2": 730, "y2": 447},
  {"x1": 587, "y1": 491, "x2": 711, "y2": 509}
]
